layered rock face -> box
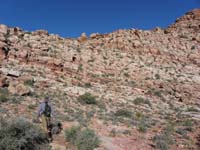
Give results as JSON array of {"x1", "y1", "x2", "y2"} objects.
[
  {"x1": 0, "y1": 9, "x2": 199, "y2": 103},
  {"x1": 0, "y1": 9, "x2": 200, "y2": 150}
]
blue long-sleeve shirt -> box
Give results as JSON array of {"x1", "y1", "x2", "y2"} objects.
[{"x1": 37, "y1": 102, "x2": 54, "y2": 117}]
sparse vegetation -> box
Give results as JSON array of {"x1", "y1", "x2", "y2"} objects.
[
  {"x1": 78, "y1": 93, "x2": 97, "y2": 105},
  {"x1": 115, "y1": 109, "x2": 132, "y2": 118},
  {"x1": 65, "y1": 126, "x2": 99, "y2": 150},
  {"x1": 134, "y1": 112, "x2": 153, "y2": 133},
  {"x1": 78, "y1": 64, "x2": 83, "y2": 71},
  {"x1": 186, "y1": 107, "x2": 199, "y2": 112},
  {"x1": 28, "y1": 103, "x2": 37, "y2": 110},
  {"x1": 153, "y1": 123, "x2": 175, "y2": 150},
  {"x1": 155, "y1": 73, "x2": 160, "y2": 79},
  {"x1": 154, "y1": 90, "x2": 163, "y2": 97},
  {"x1": 0, "y1": 88, "x2": 9, "y2": 103},
  {"x1": 0, "y1": 117, "x2": 49, "y2": 150},
  {"x1": 65, "y1": 126, "x2": 81, "y2": 145},
  {"x1": 84, "y1": 82, "x2": 92, "y2": 88},
  {"x1": 133, "y1": 97, "x2": 152, "y2": 107},
  {"x1": 24, "y1": 79, "x2": 35, "y2": 87}
]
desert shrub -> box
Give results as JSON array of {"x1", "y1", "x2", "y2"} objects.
[
  {"x1": 134, "y1": 112, "x2": 152, "y2": 133},
  {"x1": 153, "y1": 123, "x2": 174, "y2": 150},
  {"x1": 133, "y1": 97, "x2": 152, "y2": 107},
  {"x1": 0, "y1": 94, "x2": 8, "y2": 103},
  {"x1": 138, "y1": 120, "x2": 147, "y2": 133},
  {"x1": 76, "y1": 128, "x2": 100, "y2": 150},
  {"x1": 28, "y1": 104, "x2": 37, "y2": 110},
  {"x1": 78, "y1": 93, "x2": 97, "y2": 105},
  {"x1": 24, "y1": 79, "x2": 34, "y2": 87},
  {"x1": 153, "y1": 134, "x2": 169, "y2": 150},
  {"x1": 84, "y1": 82, "x2": 92, "y2": 88},
  {"x1": 187, "y1": 107, "x2": 199, "y2": 112},
  {"x1": 176, "y1": 128, "x2": 188, "y2": 136},
  {"x1": 128, "y1": 80, "x2": 137, "y2": 87},
  {"x1": 65, "y1": 126, "x2": 81, "y2": 145},
  {"x1": 154, "y1": 90, "x2": 162, "y2": 97},
  {"x1": 65, "y1": 126, "x2": 99, "y2": 150},
  {"x1": 183, "y1": 119, "x2": 193, "y2": 127},
  {"x1": 0, "y1": 88, "x2": 9, "y2": 103},
  {"x1": 133, "y1": 97, "x2": 144, "y2": 105},
  {"x1": 155, "y1": 73, "x2": 160, "y2": 79},
  {"x1": 115, "y1": 109, "x2": 132, "y2": 118},
  {"x1": 0, "y1": 117, "x2": 49, "y2": 150}
]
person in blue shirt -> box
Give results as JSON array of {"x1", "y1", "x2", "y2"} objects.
[{"x1": 37, "y1": 97, "x2": 54, "y2": 141}]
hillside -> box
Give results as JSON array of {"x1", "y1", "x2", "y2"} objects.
[{"x1": 0, "y1": 9, "x2": 200, "y2": 150}]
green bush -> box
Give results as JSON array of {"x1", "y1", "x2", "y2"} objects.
[
  {"x1": 0, "y1": 117, "x2": 49, "y2": 150},
  {"x1": 65, "y1": 126, "x2": 99, "y2": 150},
  {"x1": 78, "y1": 93, "x2": 97, "y2": 105}
]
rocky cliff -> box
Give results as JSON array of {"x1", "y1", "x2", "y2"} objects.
[{"x1": 0, "y1": 9, "x2": 200, "y2": 150}]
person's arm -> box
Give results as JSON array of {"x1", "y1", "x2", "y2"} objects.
[{"x1": 37, "y1": 103, "x2": 43, "y2": 118}]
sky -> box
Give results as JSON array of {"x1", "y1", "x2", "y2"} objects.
[{"x1": 0, "y1": 0, "x2": 199, "y2": 38}]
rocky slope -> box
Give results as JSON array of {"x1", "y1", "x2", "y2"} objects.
[{"x1": 0, "y1": 9, "x2": 200, "y2": 150}]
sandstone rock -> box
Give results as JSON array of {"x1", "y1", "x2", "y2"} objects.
[
  {"x1": 8, "y1": 83, "x2": 31, "y2": 96},
  {"x1": 0, "y1": 34, "x2": 6, "y2": 41},
  {"x1": 16, "y1": 49, "x2": 29, "y2": 59},
  {"x1": 0, "y1": 68, "x2": 21, "y2": 77},
  {"x1": 8, "y1": 35, "x2": 18, "y2": 43},
  {"x1": 149, "y1": 48, "x2": 161, "y2": 55},
  {"x1": 0, "y1": 24, "x2": 8, "y2": 34},
  {"x1": 13, "y1": 27, "x2": 22, "y2": 34},
  {"x1": 132, "y1": 40, "x2": 142, "y2": 48},
  {"x1": 153, "y1": 27, "x2": 163, "y2": 33},
  {"x1": 78, "y1": 32, "x2": 87, "y2": 42},
  {"x1": 0, "y1": 76, "x2": 7, "y2": 87},
  {"x1": 188, "y1": 8, "x2": 200, "y2": 19},
  {"x1": 0, "y1": 48, "x2": 6, "y2": 60},
  {"x1": 32, "y1": 30, "x2": 49, "y2": 36},
  {"x1": 90, "y1": 33, "x2": 100, "y2": 39}
]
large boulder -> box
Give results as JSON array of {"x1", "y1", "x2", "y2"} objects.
[{"x1": 0, "y1": 68, "x2": 21, "y2": 77}]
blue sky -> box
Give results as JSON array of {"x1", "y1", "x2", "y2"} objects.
[{"x1": 0, "y1": 0, "x2": 199, "y2": 37}]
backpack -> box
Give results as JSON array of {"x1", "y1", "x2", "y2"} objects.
[{"x1": 43, "y1": 102, "x2": 51, "y2": 117}]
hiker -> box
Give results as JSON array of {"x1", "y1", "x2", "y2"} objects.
[{"x1": 37, "y1": 97, "x2": 54, "y2": 141}]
